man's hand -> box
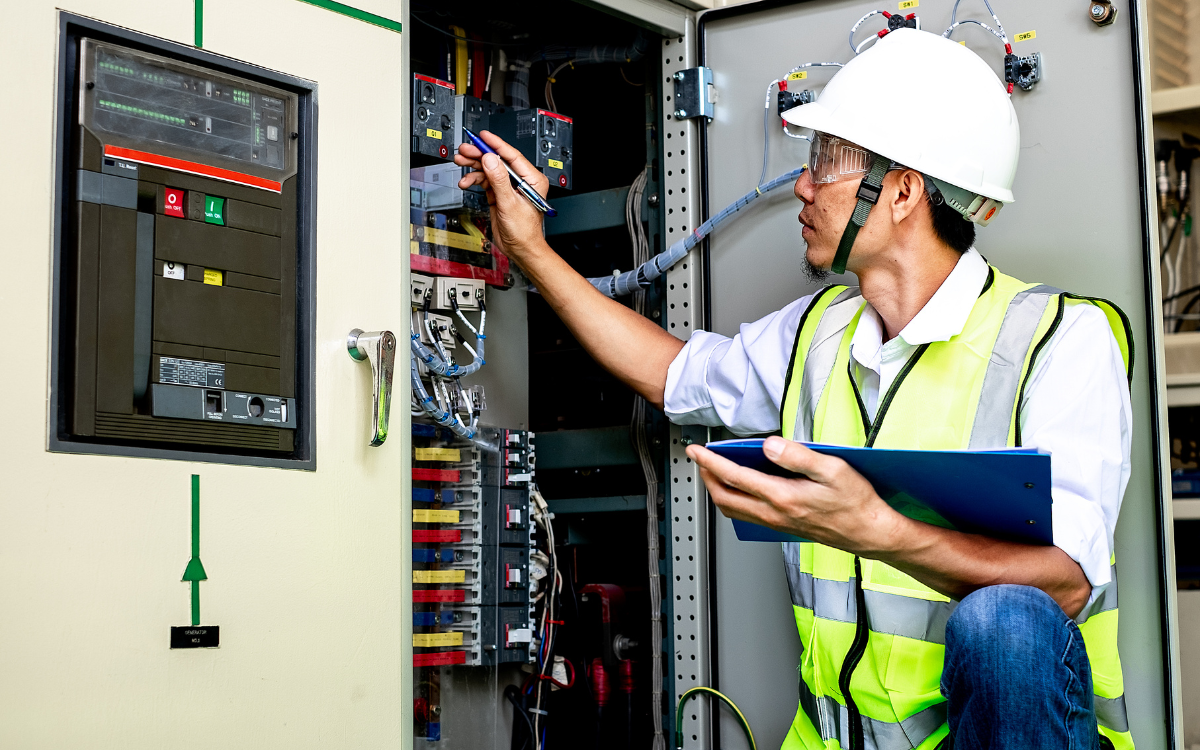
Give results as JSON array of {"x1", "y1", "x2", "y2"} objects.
[
  {"x1": 455, "y1": 131, "x2": 549, "y2": 264},
  {"x1": 688, "y1": 435, "x2": 1093, "y2": 617},
  {"x1": 686, "y1": 435, "x2": 906, "y2": 555}
]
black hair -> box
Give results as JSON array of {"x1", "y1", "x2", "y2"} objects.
[{"x1": 928, "y1": 190, "x2": 976, "y2": 253}]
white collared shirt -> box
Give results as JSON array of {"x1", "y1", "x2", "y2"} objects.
[{"x1": 664, "y1": 249, "x2": 1132, "y2": 602}]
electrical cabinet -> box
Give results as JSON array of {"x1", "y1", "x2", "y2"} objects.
[{"x1": 49, "y1": 23, "x2": 315, "y2": 467}]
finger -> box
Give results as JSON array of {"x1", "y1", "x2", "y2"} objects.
[
  {"x1": 687, "y1": 445, "x2": 803, "y2": 503},
  {"x1": 761, "y1": 436, "x2": 841, "y2": 483},
  {"x1": 456, "y1": 142, "x2": 484, "y2": 161},
  {"x1": 457, "y1": 171, "x2": 489, "y2": 190},
  {"x1": 454, "y1": 153, "x2": 483, "y2": 170},
  {"x1": 479, "y1": 130, "x2": 550, "y2": 194},
  {"x1": 480, "y1": 152, "x2": 519, "y2": 211},
  {"x1": 699, "y1": 467, "x2": 793, "y2": 529}
]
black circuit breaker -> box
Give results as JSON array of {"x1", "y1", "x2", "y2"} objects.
[
  {"x1": 489, "y1": 108, "x2": 574, "y2": 190},
  {"x1": 413, "y1": 73, "x2": 457, "y2": 160},
  {"x1": 53, "y1": 30, "x2": 310, "y2": 464}
]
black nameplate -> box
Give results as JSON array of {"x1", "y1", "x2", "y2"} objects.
[{"x1": 171, "y1": 626, "x2": 219, "y2": 649}]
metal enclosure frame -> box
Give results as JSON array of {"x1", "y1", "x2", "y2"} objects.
[
  {"x1": 47, "y1": 13, "x2": 319, "y2": 470},
  {"x1": 685, "y1": 0, "x2": 1180, "y2": 747}
]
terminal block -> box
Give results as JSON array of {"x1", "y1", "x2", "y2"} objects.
[
  {"x1": 432, "y1": 276, "x2": 485, "y2": 312},
  {"x1": 412, "y1": 73, "x2": 456, "y2": 160},
  {"x1": 490, "y1": 108, "x2": 574, "y2": 190},
  {"x1": 1004, "y1": 51, "x2": 1042, "y2": 92}
]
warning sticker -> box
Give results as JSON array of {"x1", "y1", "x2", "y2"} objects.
[{"x1": 159, "y1": 357, "x2": 225, "y2": 388}]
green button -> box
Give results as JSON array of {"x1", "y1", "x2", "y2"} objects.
[{"x1": 204, "y1": 195, "x2": 225, "y2": 226}]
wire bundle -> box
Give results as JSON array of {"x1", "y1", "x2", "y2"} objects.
[
  {"x1": 585, "y1": 167, "x2": 806, "y2": 298},
  {"x1": 409, "y1": 291, "x2": 490, "y2": 444},
  {"x1": 625, "y1": 165, "x2": 666, "y2": 750},
  {"x1": 524, "y1": 487, "x2": 563, "y2": 750},
  {"x1": 942, "y1": 0, "x2": 1015, "y2": 93}
]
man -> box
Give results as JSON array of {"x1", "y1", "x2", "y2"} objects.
[{"x1": 455, "y1": 29, "x2": 1131, "y2": 750}]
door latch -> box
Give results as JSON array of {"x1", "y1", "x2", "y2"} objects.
[{"x1": 347, "y1": 328, "x2": 396, "y2": 446}]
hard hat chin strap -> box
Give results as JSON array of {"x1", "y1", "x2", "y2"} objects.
[{"x1": 830, "y1": 154, "x2": 893, "y2": 275}]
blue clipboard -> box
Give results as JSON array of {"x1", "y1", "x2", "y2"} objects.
[{"x1": 706, "y1": 438, "x2": 1053, "y2": 546}]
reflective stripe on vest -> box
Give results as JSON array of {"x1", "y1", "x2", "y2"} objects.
[{"x1": 778, "y1": 268, "x2": 1134, "y2": 750}]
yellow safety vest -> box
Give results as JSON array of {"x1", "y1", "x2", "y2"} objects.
[{"x1": 778, "y1": 268, "x2": 1134, "y2": 750}]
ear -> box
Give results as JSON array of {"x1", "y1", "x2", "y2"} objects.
[{"x1": 889, "y1": 169, "x2": 927, "y2": 226}]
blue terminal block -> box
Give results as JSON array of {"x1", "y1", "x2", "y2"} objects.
[
  {"x1": 412, "y1": 423, "x2": 438, "y2": 438},
  {"x1": 413, "y1": 611, "x2": 456, "y2": 627},
  {"x1": 413, "y1": 487, "x2": 437, "y2": 504},
  {"x1": 425, "y1": 722, "x2": 441, "y2": 742},
  {"x1": 441, "y1": 489, "x2": 457, "y2": 504},
  {"x1": 413, "y1": 548, "x2": 457, "y2": 563}
]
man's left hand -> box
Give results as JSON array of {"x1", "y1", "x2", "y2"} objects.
[{"x1": 685, "y1": 435, "x2": 907, "y2": 555}]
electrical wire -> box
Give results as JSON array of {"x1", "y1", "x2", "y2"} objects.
[
  {"x1": 409, "y1": 13, "x2": 521, "y2": 46},
  {"x1": 848, "y1": 10, "x2": 890, "y2": 55},
  {"x1": 545, "y1": 60, "x2": 573, "y2": 112},
  {"x1": 578, "y1": 167, "x2": 806, "y2": 298},
  {"x1": 760, "y1": 80, "x2": 784, "y2": 187},
  {"x1": 625, "y1": 163, "x2": 665, "y2": 750},
  {"x1": 674, "y1": 687, "x2": 757, "y2": 750}
]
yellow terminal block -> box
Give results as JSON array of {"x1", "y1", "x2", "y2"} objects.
[
  {"x1": 413, "y1": 632, "x2": 464, "y2": 647},
  {"x1": 413, "y1": 569, "x2": 466, "y2": 584},
  {"x1": 415, "y1": 447, "x2": 462, "y2": 462},
  {"x1": 413, "y1": 509, "x2": 460, "y2": 523}
]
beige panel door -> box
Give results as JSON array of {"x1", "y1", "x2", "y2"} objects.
[{"x1": 0, "y1": 2, "x2": 410, "y2": 748}]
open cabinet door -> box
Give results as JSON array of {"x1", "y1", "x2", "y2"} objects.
[{"x1": 686, "y1": 0, "x2": 1179, "y2": 747}]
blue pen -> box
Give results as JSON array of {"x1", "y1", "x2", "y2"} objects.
[{"x1": 461, "y1": 127, "x2": 557, "y2": 218}]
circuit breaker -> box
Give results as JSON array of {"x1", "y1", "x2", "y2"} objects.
[
  {"x1": 413, "y1": 73, "x2": 456, "y2": 160},
  {"x1": 52, "y1": 34, "x2": 312, "y2": 464},
  {"x1": 489, "y1": 108, "x2": 574, "y2": 190}
]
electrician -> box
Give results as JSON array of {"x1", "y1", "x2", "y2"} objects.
[{"x1": 456, "y1": 28, "x2": 1131, "y2": 750}]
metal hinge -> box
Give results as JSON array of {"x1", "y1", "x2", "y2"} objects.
[{"x1": 672, "y1": 66, "x2": 715, "y2": 122}]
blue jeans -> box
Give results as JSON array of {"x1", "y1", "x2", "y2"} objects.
[{"x1": 941, "y1": 585, "x2": 1101, "y2": 750}]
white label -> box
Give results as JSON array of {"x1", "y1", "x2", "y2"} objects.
[{"x1": 163, "y1": 262, "x2": 185, "y2": 280}]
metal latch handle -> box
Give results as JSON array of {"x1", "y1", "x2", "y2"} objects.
[{"x1": 347, "y1": 328, "x2": 396, "y2": 446}]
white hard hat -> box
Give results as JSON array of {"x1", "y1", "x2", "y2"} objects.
[{"x1": 782, "y1": 28, "x2": 1020, "y2": 206}]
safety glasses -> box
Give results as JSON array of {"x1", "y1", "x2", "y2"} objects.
[{"x1": 808, "y1": 131, "x2": 874, "y2": 184}]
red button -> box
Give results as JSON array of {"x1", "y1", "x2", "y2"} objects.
[
  {"x1": 439, "y1": 144, "x2": 449, "y2": 158},
  {"x1": 558, "y1": 174, "x2": 568, "y2": 187},
  {"x1": 164, "y1": 188, "x2": 185, "y2": 218}
]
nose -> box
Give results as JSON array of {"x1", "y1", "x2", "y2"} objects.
[{"x1": 795, "y1": 168, "x2": 815, "y2": 204}]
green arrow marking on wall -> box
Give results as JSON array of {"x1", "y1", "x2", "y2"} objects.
[{"x1": 181, "y1": 474, "x2": 208, "y2": 626}]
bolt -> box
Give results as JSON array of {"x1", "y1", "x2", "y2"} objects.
[
  {"x1": 674, "y1": 109, "x2": 687, "y2": 118},
  {"x1": 651, "y1": 309, "x2": 661, "y2": 319},
  {"x1": 1090, "y1": 3, "x2": 1104, "y2": 17},
  {"x1": 674, "y1": 71, "x2": 685, "y2": 81},
  {"x1": 680, "y1": 436, "x2": 694, "y2": 446},
  {"x1": 648, "y1": 193, "x2": 660, "y2": 207}
]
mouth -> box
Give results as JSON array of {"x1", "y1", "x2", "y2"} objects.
[{"x1": 798, "y1": 212, "x2": 813, "y2": 238}]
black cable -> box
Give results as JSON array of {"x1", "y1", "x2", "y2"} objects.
[
  {"x1": 505, "y1": 685, "x2": 536, "y2": 750},
  {"x1": 1176, "y1": 292, "x2": 1200, "y2": 332},
  {"x1": 409, "y1": 13, "x2": 523, "y2": 47},
  {"x1": 1163, "y1": 283, "x2": 1200, "y2": 304}
]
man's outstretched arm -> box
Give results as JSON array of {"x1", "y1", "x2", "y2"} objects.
[{"x1": 456, "y1": 132, "x2": 684, "y2": 408}]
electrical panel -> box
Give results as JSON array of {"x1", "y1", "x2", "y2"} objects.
[
  {"x1": 489, "y1": 108, "x2": 574, "y2": 190},
  {"x1": 51, "y1": 35, "x2": 312, "y2": 465}
]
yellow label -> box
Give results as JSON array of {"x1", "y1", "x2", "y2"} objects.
[
  {"x1": 202, "y1": 269, "x2": 223, "y2": 286},
  {"x1": 415, "y1": 447, "x2": 462, "y2": 462},
  {"x1": 426, "y1": 128, "x2": 442, "y2": 140},
  {"x1": 414, "y1": 509, "x2": 460, "y2": 524},
  {"x1": 413, "y1": 632, "x2": 464, "y2": 647},
  {"x1": 959, "y1": 40, "x2": 966, "y2": 45},
  {"x1": 1014, "y1": 30, "x2": 1036, "y2": 42},
  {"x1": 547, "y1": 158, "x2": 564, "y2": 170},
  {"x1": 413, "y1": 569, "x2": 466, "y2": 584},
  {"x1": 787, "y1": 71, "x2": 808, "y2": 81},
  {"x1": 898, "y1": 0, "x2": 917, "y2": 9},
  {"x1": 412, "y1": 224, "x2": 486, "y2": 254}
]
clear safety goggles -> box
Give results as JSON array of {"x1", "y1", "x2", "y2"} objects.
[{"x1": 808, "y1": 131, "x2": 874, "y2": 184}]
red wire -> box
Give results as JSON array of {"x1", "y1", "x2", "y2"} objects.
[{"x1": 542, "y1": 658, "x2": 576, "y2": 689}]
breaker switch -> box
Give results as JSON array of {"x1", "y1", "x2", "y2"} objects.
[
  {"x1": 506, "y1": 505, "x2": 522, "y2": 528},
  {"x1": 505, "y1": 625, "x2": 534, "y2": 648},
  {"x1": 505, "y1": 565, "x2": 523, "y2": 588}
]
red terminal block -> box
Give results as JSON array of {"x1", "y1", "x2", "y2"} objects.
[
  {"x1": 413, "y1": 589, "x2": 466, "y2": 603},
  {"x1": 414, "y1": 651, "x2": 467, "y2": 667},
  {"x1": 413, "y1": 468, "x2": 461, "y2": 482},
  {"x1": 413, "y1": 529, "x2": 462, "y2": 543}
]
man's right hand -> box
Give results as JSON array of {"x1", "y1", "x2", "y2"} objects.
[{"x1": 454, "y1": 131, "x2": 549, "y2": 263}]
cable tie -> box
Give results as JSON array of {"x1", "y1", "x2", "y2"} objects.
[
  {"x1": 528, "y1": 708, "x2": 549, "y2": 716},
  {"x1": 547, "y1": 619, "x2": 565, "y2": 625}
]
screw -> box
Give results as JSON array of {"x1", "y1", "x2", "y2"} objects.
[
  {"x1": 1024, "y1": 482, "x2": 1034, "y2": 489},
  {"x1": 680, "y1": 436, "x2": 694, "y2": 446},
  {"x1": 674, "y1": 109, "x2": 687, "y2": 118},
  {"x1": 648, "y1": 193, "x2": 660, "y2": 207},
  {"x1": 674, "y1": 71, "x2": 685, "y2": 81},
  {"x1": 1090, "y1": 3, "x2": 1104, "y2": 17}
]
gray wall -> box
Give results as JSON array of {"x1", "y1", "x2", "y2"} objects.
[{"x1": 701, "y1": 1, "x2": 1172, "y2": 747}]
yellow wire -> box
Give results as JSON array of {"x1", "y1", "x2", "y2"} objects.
[{"x1": 677, "y1": 686, "x2": 757, "y2": 750}]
